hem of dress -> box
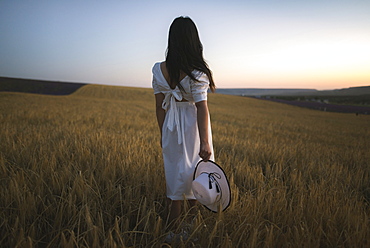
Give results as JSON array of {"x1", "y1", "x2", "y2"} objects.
[{"x1": 167, "y1": 195, "x2": 197, "y2": 201}]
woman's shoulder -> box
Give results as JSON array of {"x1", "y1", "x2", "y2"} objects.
[
  {"x1": 152, "y1": 61, "x2": 163, "y2": 73},
  {"x1": 191, "y1": 70, "x2": 208, "y2": 81}
]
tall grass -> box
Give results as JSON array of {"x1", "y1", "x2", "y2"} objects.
[{"x1": 0, "y1": 85, "x2": 369, "y2": 247}]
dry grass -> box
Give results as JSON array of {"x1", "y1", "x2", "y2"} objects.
[{"x1": 0, "y1": 85, "x2": 369, "y2": 247}]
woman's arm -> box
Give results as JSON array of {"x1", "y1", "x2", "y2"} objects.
[
  {"x1": 195, "y1": 100, "x2": 212, "y2": 161},
  {"x1": 155, "y1": 93, "x2": 165, "y2": 146}
]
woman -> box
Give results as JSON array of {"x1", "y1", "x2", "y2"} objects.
[{"x1": 152, "y1": 16, "x2": 215, "y2": 241}]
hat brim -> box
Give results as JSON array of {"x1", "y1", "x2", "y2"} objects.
[{"x1": 193, "y1": 160, "x2": 231, "y2": 212}]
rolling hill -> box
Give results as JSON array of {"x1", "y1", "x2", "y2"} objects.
[
  {"x1": 216, "y1": 86, "x2": 370, "y2": 96},
  {"x1": 0, "y1": 76, "x2": 86, "y2": 95},
  {"x1": 1, "y1": 76, "x2": 369, "y2": 113}
]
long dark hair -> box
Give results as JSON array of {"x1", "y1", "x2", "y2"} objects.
[{"x1": 166, "y1": 16, "x2": 215, "y2": 92}]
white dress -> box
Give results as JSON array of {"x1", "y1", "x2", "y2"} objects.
[{"x1": 152, "y1": 62, "x2": 214, "y2": 200}]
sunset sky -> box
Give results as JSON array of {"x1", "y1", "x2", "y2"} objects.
[{"x1": 1, "y1": 0, "x2": 369, "y2": 90}]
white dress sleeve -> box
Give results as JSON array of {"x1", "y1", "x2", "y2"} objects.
[
  {"x1": 152, "y1": 63, "x2": 162, "y2": 94},
  {"x1": 191, "y1": 72, "x2": 209, "y2": 102},
  {"x1": 152, "y1": 76, "x2": 161, "y2": 94}
]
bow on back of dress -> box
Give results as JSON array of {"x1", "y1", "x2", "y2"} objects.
[{"x1": 162, "y1": 89, "x2": 184, "y2": 144}]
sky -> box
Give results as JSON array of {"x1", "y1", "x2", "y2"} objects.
[{"x1": 1, "y1": 0, "x2": 369, "y2": 90}]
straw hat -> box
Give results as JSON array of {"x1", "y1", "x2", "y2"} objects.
[{"x1": 192, "y1": 160, "x2": 231, "y2": 212}]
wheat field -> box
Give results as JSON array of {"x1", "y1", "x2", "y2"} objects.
[{"x1": 0, "y1": 85, "x2": 369, "y2": 247}]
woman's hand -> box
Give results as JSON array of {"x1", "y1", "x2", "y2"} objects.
[{"x1": 199, "y1": 142, "x2": 212, "y2": 161}]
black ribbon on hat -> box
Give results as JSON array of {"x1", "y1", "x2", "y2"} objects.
[{"x1": 208, "y1": 172, "x2": 221, "y2": 193}]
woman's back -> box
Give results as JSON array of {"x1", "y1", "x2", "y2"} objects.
[{"x1": 152, "y1": 62, "x2": 210, "y2": 104}]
